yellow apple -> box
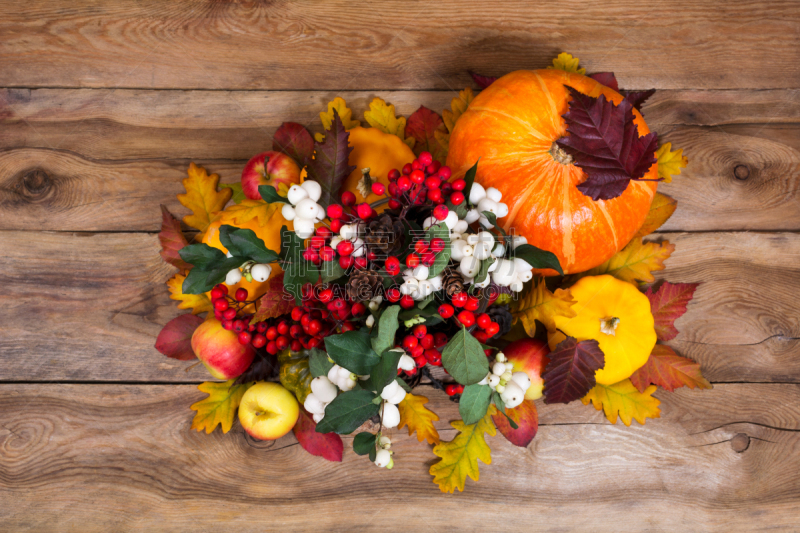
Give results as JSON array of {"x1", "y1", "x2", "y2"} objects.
[{"x1": 238, "y1": 382, "x2": 300, "y2": 440}]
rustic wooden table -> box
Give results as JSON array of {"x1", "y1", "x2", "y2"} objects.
[{"x1": 1, "y1": 1, "x2": 799, "y2": 531}]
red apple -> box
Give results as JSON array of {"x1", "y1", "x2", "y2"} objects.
[
  {"x1": 238, "y1": 382, "x2": 300, "y2": 440},
  {"x1": 191, "y1": 318, "x2": 255, "y2": 379},
  {"x1": 241, "y1": 150, "x2": 301, "y2": 200},
  {"x1": 504, "y1": 338, "x2": 550, "y2": 400}
]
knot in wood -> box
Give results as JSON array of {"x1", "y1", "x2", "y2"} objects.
[
  {"x1": 731, "y1": 432, "x2": 750, "y2": 453},
  {"x1": 733, "y1": 164, "x2": 750, "y2": 181},
  {"x1": 21, "y1": 169, "x2": 52, "y2": 197}
]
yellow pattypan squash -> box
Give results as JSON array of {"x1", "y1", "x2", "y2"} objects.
[
  {"x1": 548, "y1": 275, "x2": 656, "y2": 385},
  {"x1": 302, "y1": 126, "x2": 415, "y2": 209},
  {"x1": 201, "y1": 205, "x2": 292, "y2": 312}
]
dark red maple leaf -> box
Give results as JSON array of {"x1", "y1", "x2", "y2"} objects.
[
  {"x1": 556, "y1": 87, "x2": 659, "y2": 201},
  {"x1": 304, "y1": 110, "x2": 355, "y2": 208},
  {"x1": 250, "y1": 272, "x2": 295, "y2": 323},
  {"x1": 589, "y1": 72, "x2": 619, "y2": 91},
  {"x1": 630, "y1": 345, "x2": 711, "y2": 393},
  {"x1": 405, "y1": 106, "x2": 447, "y2": 163},
  {"x1": 469, "y1": 71, "x2": 497, "y2": 89},
  {"x1": 158, "y1": 205, "x2": 190, "y2": 270},
  {"x1": 154, "y1": 314, "x2": 203, "y2": 360},
  {"x1": 273, "y1": 122, "x2": 314, "y2": 164},
  {"x1": 492, "y1": 400, "x2": 538, "y2": 447},
  {"x1": 621, "y1": 89, "x2": 656, "y2": 112},
  {"x1": 542, "y1": 336, "x2": 605, "y2": 404},
  {"x1": 645, "y1": 281, "x2": 699, "y2": 341},
  {"x1": 293, "y1": 408, "x2": 344, "y2": 462}
]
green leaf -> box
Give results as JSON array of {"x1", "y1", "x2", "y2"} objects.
[
  {"x1": 371, "y1": 305, "x2": 401, "y2": 356},
  {"x1": 282, "y1": 256, "x2": 320, "y2": 305},
  {"x1": 182, "y1": 267, "x2": 214, "y2": 295},
  {"x1": 258, "y1": 184, "x2": 292, "y2": 204},
  {"x1": 204, "y1": 256, "x2": 246, "y2": 287},
  {"x1": 442, "y1": 326, "x2": 490, "y2": 386},
  {"x1": 459, "y1": 384, "x2": 492, "y2": 424},
  {"x1": 513, "y1": 243, "x2": 563, "y2": 275},
  {"x1": 308, "y1": 348, "x2": 334, "y2": 378},
  {"x1": 178, "y1": 243, "x2": 226, "y2": 270},
  {"x1": 492, "y1": 392, "x2": 519, "y2": 429},
  {"x1": 324, "y1": 329, "x2": 381, "y2": 375},
  {"x1": 320, "y1": 260, "x2": 346, "y2": 283},
  {"x1": 221, "y1": 182, "x2": 246, "y2": 204},
  {"x1": 474, "y1": 257, "x2": 495, "y2": 285},
  {"x1": 425, "y1": 222, "x2": 452, "y2": 277},
  {"x1": 364, "y1": 350, "x2": 403, "y2": 393},
  {"x1": 368, "y1": 446, "x2": 377, "y2": 462},
  {"x1": 316, "y1": 389, "x2": 380, "y2": 434},
  {"x1": 446, "y1": 198, "x2": 468, "y2": 219},
  {"x1": 396, "y1": 377, "x2": 412, "y2": 393},
  {"x1": 463, "y1": 160, "x2": 479, "y2": 205},
  {"x1": 279, "y1": 225, "x2": 304, "y2": 262},
  {"x1": 418, "y1": 294, "x2": 436, "y2": 309},
  {"x1": 353, "y1": 431, "x2": 377, "y2": 455},
  {"x1": 480, "y1": 211, "x2": 506, "y2": 236},
  {"x1": 218, "y1": 225, "x2": 279, "y2": 264}
]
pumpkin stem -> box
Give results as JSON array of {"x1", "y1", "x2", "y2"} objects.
[
  {"x1": 600, "y1": 316, "x2": 620, "y2": 336},
  {"x1": 549, "y1": 142, "x2": 573, "y2": 165}
]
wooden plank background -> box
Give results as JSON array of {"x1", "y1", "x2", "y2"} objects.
[{"x1": 1, "y1": 1, "x2": 799, "y2": 531}]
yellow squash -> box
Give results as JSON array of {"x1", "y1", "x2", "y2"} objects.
[{"x1": 548, "y1": 275, "x2": 656, "y2": 385}]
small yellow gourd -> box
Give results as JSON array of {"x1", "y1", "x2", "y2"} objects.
[{"x1": 548, "y1": 275, "x2": 656, "y2": 385}]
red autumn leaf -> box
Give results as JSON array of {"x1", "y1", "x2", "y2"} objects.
[
  {"x1": 645, "y1": 281, "x2": 699, "y2": 341},
  {"x1": 589, "y1": 72, "x2": 619, "y2": 91},
  {"x1": 630, "y1": 345, "x2": 712, "y2": 393},
  {"x1": 469, "y1": 71, "x2": 497, "y2": 89},
  {"x1": 405, "y1": 106, "x2": 447, "y2": 163},
  {"x1": 158, "y1": 205, "x2": 190, "y2": 269},
  {"x1": 305, "y1": 110, "x2": 355, "y2": 208},
  {"x1": 273, "y1": 122, "x2": 314, "y2": 164},
  {"x1": 621, "y1": 89, "x2": 656, "y2": 112},
  {"x1": 556, "y1": 87, "x2": 659, "y2": 201},
  {"x1": 155, "y1": 314, "x2": 203, "y2": 360},
  {"x1": 250, "y1": 272, "x2": 295, "y2": 323},
  {"x1": 293, "y1": 408, "x2": 343, "y2": 462},
  {"x1": 492, "y1": 400, "x2": 538, "y2": 448},
  {"x1": 542, "y1": 336, "x2": 605, "y2": 404}
]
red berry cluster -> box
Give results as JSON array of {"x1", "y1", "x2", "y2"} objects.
[
  {"x1": 437, "y1": 292, "x2": 501, "y2": 342},
  {"x1": 396, "y1": 324, "x2": 448, "y2": 377},
  {"x1": 385, "y1": 151, "x2": 466, "y2": 209},
  {"x1": 445, "y1": 384, "x2": 465, "y2": 397}
]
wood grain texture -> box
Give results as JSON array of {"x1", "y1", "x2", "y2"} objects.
[
  {"x1": 1, "y1": 89, "x2": 799, "y2": 232},
  {"x1": 1, "y1": 383, "x2": 799, "y2": 532},
  {"x1": 1, "y1": 230, "x2": 797, "y2": 383},
  {"x1": 0, "y1": 1, "x2": 799, "y2": 90}
]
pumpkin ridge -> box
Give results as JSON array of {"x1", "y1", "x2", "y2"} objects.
[
  {"x1": 559, "y1": 164, "x2": 576, "y2": 267},
  {"x1": 594, "y1": 201, "x2": 620, "y2": 250},
  {"x1": 533, "y1": 72, "x2": 562, "y2": 133},
  {"x1": 503, "y1": 162, "x2": 552, "y2": 233}
]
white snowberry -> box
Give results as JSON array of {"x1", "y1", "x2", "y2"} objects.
[
  {"x1": 300, "y1": 180, "x2": 322, "y2": 202},
  {"x1": 327, "y1": 365, "x2": 341, "y2": 384},
  {"x1": 338, "y1": 376, "x2": 357, "y2": 391},
  {"x1": 444, "y1": 210, "x2": 459, "y2": 230},
  {"x1": 430, "y1": 275, "x2": 443, "y2": 290},
  {"x1": 453, "y1": 220, "x2": 469, "y2": 234},
  {"x1": 365, "y1": 315, "x2": 375, "y2": 327},
  {"x1": 293, "y1": 218, "x2": 315, "y2": 239},
  {"x1": 418, "y1": 280, "x2": 434, "y2": 298},
  {"x1": 492, "y1": 242, "x2": 506, "y2": 257},
  {"x1": 398, "y1": 354, "x2": 416, "y2": 372},
  {"x1": 381, "y1": 402, "x2": 401, "y2": 429},
  {"x1": 311, "y1": 376, "x2": 338, "y2": 403},
  {"x1": 250, "y1": 263, "x2": 272, "y2": 283},
  {"x1": 351, "y1": 238, "x2": 365, "y2": 257},
  {"x1": 387, "y1": 387, "x2": 406, "y2": 405},
  {"x1": 340, "y1": 224, "x2": 358, "y2": 241},
  {"x1": 492, "y1": 362, "x2": 507, "y2": 376},
  {"x1": 511, "y1": 372, "x2": 532, "y2": 392},
  {"x1": 412, "y1": 265, "x2": 429, "y2": 280},
  {"x1": 486, "y1": 187, "x2": 503, "y2": 202},
  {"x1": 459, "y1": 256, "x2": 481, "y2": 278},
  {"x1": 509, "y1": 280, "x2": 524, "y2": 293},
  {"x1": 422, "y1": 216, "x2": 436, "y2": 229},
  {"x1": 287, "y1": 184, "x2": 309, "y2": 205},
  {"x1": 303, "y1": 393, "x2": 327, "y2": 415},
  {"x1": 225, "y1": 268, "x2": 242, "y2": 285},
  {"x1": 374, "y1": 448, "x2": 392, "y2": 468},
  {"x1": 465, "y1": 209, "x2": 480, "y2": 224},
  {"x1": 495, "y1": 202, "x2": 509, "y2": 218},
  {"x1": 312, "y1": 413, "x2": 324, "y2": 423},
  {"x1": 450, "y1": 239, "x2": 470, "y2": 261},
  {"x1": 379, "y1": 435, "x2": 392, "y2": 449},
  {"x1": 500, "y1": 380, "x2": 525, "y2": 408},
  {"x1": 511, "y1": 236, "x2": 528, "y2": 249},
  {"x1": 477, "y1": 197, "x2": 499, "y2": 216},
  {"x1": 281, "y1": 204, "x2": 297, "y2": 221},
  {"x1": 380, "y1": 380, "x2": 401, "y2": 401},
  {"x1": 295, "y1": 198, "x2": 319, "y2": 219},
  {"x1": 469, "y1": 183, "x2": 487, "y2": 205},
  {"x1": 488, "y1": 374, "x2": 501, "y2": 388}
]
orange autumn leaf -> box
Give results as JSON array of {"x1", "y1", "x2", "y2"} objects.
[
  {"x1": 511, "y1": 276, "x2": 576, "y2": 334},
  {"x1": 583, "y1": 237, "x2": 674, "y2": 284},
  {"x1": 177, "y1": 163, "x2": 232, "y2": 233},
  {"x1": 167, "y1": 272, "x2": 212, "y2": 314},
  {"x1": 635, "y1": 193, "x2": 678, "y2": 238},
  {"x1": 218, "y1": 199, "x2": 281, "y2": 228},
  {"x1": 430, "y1": 405, "x2": 496, "y2": 493},
  {"x1": 397, "y1": 393, "x2": 440, "y2": 445},
  {"x1": 190, "y1": 380, "x2": 251, "y2": 434},
  {"x1": 582, "y1": 379, "x2": 661, "y2": 426},
  {"x1": 630, "y1": 345, "x2": 712, "y2": 393}
]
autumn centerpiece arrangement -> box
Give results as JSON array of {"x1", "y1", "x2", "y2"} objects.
[{"x1": 155, "y1": 53, "x2": 709, "y2": 492}]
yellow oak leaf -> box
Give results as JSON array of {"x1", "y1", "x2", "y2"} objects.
[
  {"x1": 190, "y1": 380, "x2": 252, "y2": 434},
  {"x1": 177, "y1": 163, "x2": 232, "y2": 233},
  {"x1": 583, "y1": 237, "x2": 674, "y2": 284},
  {"x1": 433, "y1": 126, "x2": 450, "y2": 159},
  {"x1": 548, "y1": 52, "x2": 586, "y2": 75},
  {"x1": 364, "y1": 97, "x2": 415, "y2": 149},
  {"x1": 430, "y1": 405, "x2": 496, "y2": 493},
  {"x1": 320, "y1": 96, "x2": 360, "y2": 131},
  {"x1": 635, "y1": 192, "x2": 678, "y2": 238},
  {"x1": 443, "y1": 88, "x2": 475, "y2": 133},
  {"x1": 582, "y1": 379, "x2": 661, "y2": 426},
  {"x1": 218, "y1": 199, "x2": 280, "y2": 227},
  {"x1": 398, "y1": 393, "x2": 440, "y2": 445},
  {"x1": 167, "y1": 273, "x2": 212, "y2": 314},
  {"x1": 655, "y1": 142, "x2": 688, "y2": 183},
  {"x1": 511, "y1": 277, "x2": 576, "y2": 334}
]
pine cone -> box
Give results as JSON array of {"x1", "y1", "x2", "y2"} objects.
[
  {"x1": 364, "y1": 213, "x2": 404, "y2": 258},
  {"x1": 442, "y1": 270, "x2": 465, "y2": 297},
  {"x1": 487, "y1": 305, "x2": 513, "y2": 339},
  {"x1": 346, "y1": 271, "x2": 383, "y2": 301}
]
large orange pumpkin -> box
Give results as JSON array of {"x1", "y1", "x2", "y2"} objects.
[{"x1": 447, "y1": 69, "x2": 658, "y2": 275}]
